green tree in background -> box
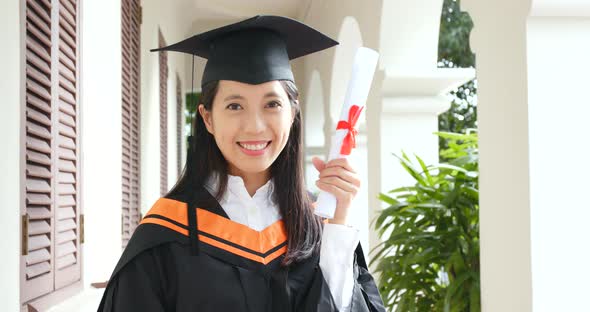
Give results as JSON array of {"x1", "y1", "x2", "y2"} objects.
[
  {"x1": 438, "y1": 0, "x2": 477, "y2": 153},
  {"x1": 185, "y1": 92, "x2": 201, "y2": 138}
]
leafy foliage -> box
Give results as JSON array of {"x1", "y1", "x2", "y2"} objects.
[
  {"x1": 372, "y1": 131, "x2": 480, "y2": 312},
  {"x1": 438, "y1": 0, "x2": 477, "y2": 152},
  {"x1": 438, "y1": 0, "x2": 474, "y2": 68}
]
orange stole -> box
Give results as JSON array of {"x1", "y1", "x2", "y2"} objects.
[{"x1": 140, "y1": 198, "x2": 288, "y2": 264}]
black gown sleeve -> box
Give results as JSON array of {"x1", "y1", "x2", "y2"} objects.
[
  {"x1": 98, "y1": 245, "x2": 176, "y2": 312},
  {"x1": 300, "y1": 243, "x2": 386, "y2": 312},
  {"x1": 348, "y1": 243, "x2": 386, "y2": 312}
]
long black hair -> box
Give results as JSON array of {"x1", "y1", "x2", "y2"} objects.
[{"x1": 166, "y1": 80, "x2": 323, "y2": 265}]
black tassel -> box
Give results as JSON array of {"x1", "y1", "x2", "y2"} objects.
[
  {"x1": 186, "y1": 135, "x2": 200, "y2": 256},
  {"x1": 187, "y1": 54, "x2": 199, "y2": 256}
]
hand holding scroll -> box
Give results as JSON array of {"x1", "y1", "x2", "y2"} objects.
[{"x1": 313, "y1": 47, "x2": 379, "y2": 219}]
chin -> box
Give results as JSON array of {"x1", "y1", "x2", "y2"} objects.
[{"x1": 230, "y1": 162, "x2": 273, "y2": 176}]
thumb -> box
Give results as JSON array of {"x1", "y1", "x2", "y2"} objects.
[{"x1": 311, "y1": 156, "x2": 326, "y2": 172}]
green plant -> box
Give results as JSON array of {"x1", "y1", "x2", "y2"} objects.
[
  {"x1": 371, "y1": 130, "x2": 479, "y2": 312},
  {"x1": 438, "y1": 0, "x2": 477, "y2": 153}
]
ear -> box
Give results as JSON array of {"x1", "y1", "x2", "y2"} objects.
[
  {"x1": 198, "y1": 104, "x2": 214, "y2": 134},
  {"x1": 291, "y1": 100, "x2": 299, "y2": 124}
]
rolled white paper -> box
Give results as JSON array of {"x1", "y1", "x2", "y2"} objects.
[{"x1": 314, "y1": 47, "x2": 379, "y2": 219}]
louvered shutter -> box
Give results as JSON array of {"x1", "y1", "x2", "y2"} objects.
[
  {"x1": 159, "y1": 31, "x2": 168, "y2": 196},
  {"x1": 54, "y1": 0, "x2": 81, "y2": 290},
  {"x1": 176, "y1": 74, "x2": 182, "y2": 177},
  {"x1": 23, "y1": 0, "x2": 54, "y2": 302},
  {"x1": 121, "y1": 0, "x2": 141, "y2": 249},
  {"x1": 22, "y1": 0, "x2": 81, "y2": 303}
]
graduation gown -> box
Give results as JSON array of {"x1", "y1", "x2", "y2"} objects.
[{"x1": 97, "y1": 186, "x2": 385, "y2": 312}]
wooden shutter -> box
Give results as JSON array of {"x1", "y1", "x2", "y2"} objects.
[
  {"x1": 121, "y1": 0, "x2": 141, "y2": 249},
  {"x1": 23, "y1": 0, "x2": 54, "y2": 302},
  {"x1": 176, "y1": 74, "x2": 182, "y2": 177},
  {"x1": 22, "y1": 0, "x2": 81, "y2": 303},
  {"x1": 159, "y1": 31, "x2": 168, "y2": 196},
  {"x1": 54, "y1": 0, "x2": 80, "y2": 290}
]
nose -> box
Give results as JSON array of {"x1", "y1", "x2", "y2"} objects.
[{"x1": 242, "y1": 110, "x2": 266, "y2": 134}]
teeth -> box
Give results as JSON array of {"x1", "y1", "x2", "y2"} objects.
[{"x1": 239, "y1": 142, "x2": 269, "y2": 151}]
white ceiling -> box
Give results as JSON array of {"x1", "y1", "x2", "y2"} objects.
[{"x1": 191, "y1": 0, "x2": 313, "y2": 21}]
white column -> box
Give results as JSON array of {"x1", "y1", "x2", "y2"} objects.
[
  {"x1": 527, "y1": 6, "x2": 590, "y2": 311},
  {"x1": 0, "y1": 0, "x2": 23, "y2": 310},
  {"x1": 167, "y1": 74, "x2": 178, "y2": 188},
  {"x1": 81, "y1": 0, "x2": 123, "y2": 285},
  {"x1": 463, "y1": 0, "x2": 590, "y2": 310}
]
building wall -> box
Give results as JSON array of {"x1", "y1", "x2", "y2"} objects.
[
  {"x1": 528, "y1": 18, "x2": 590, "y2": 310},
  {"x1": 80, "y1": 0, "x2": 124, "y2": 286},
  {"x1": 76, "y1": 0, "x2": 198, "y2": 285},
  {"x1": 140, "y1": 0, "x2": 194, "y2": 215}
]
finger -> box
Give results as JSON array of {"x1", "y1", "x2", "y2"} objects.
[
  {"x1": 315, "y1": 179, "x2": 358, "y2": 200},
  {"x1": 318, "y1": 167, "x2": 361, "y2": 187},
  {"x1": 311, "y1": 156, "x2": 326, "y2": 172},
  {"x1": 325, "y1": 157, "x2": 356, "y2": 173},
  {"x1": 315, "y1": 179, "x2": 346, "y2": 196},
  {"x1": 317, "y1": 176, "x2": 359, "y2": 195}
]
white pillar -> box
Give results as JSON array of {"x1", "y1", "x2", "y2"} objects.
[
  {"x1": 81, "y1": 0, "x2": 123, "y2": 285},
  {"x1": 463, "y1": 0, "x2": 590, "y2": 310},
  {"x1": 0, "y1": 0, "x2": 23, "y2": 310}
]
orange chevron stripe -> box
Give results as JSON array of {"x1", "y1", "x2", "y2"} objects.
[
  {"x1": 196, "y1": 208, "x2": 287, "y2": 254},
  {"x1": 139, "y1": 197, "x2": 288, "y2": 264},
  {"x1": 141, "y1": 217, "x2": 188, "y2": 236}
]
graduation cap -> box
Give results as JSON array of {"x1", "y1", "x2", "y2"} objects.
[
  {"x1": 150, "y1": 15, "x2": 338, "y2": 87},
  {"x1": 150, "y1": 16, "x2": 338, "y2": 256}
]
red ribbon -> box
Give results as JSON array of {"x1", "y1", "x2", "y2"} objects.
[{"x1": 336, "y1": 105, "x2": 364, "y2": 155}]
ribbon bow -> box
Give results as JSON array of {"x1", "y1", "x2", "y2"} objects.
[{"x1": 336, "y1": 104, "x2": 364, "y2": 155}]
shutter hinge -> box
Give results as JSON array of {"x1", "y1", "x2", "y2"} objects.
[
  {"x1": 21, "y1": 214, "x2": 29, "y2": 256},
  {"x1": 139, "y1": 6, "x2": 143, "y2": 25},
  {"x1": 80, "y1": 214, "x2": 85, "y2": 244}
]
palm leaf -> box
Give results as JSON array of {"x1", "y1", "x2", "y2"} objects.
[{"x1": 374, "y1": 131, "x2": 480, "y2": 312}]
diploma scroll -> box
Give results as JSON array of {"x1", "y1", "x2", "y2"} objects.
[{"x1": 314, "y1": 47, "x2": 379, "y2": 219}]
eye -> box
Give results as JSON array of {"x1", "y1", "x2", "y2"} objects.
[
  {"x1": 266, "y1": 100, "x2": 283, "y2": 108},
  {"x1": 225, "y1": 103, "x2": 242, "y2": 110}
]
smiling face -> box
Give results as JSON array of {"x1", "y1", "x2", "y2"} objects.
[{"x1": 198, "y1": 80, "x2": 295, "y2": 180}]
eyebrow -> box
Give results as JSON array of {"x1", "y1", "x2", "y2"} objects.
[
  {"x1": 223, "y1": 94, "x2": 245, "y2": 101},
  {"x1": 263, "y1": 91, "x2": 281, "y2": 98},
  {"x1": 223, "y1": 92, "x2": 282, "y2": 102}
]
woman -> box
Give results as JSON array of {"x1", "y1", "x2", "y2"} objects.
[{"x1": 98, "y1": 15, "x2": 385, "y2": 312}]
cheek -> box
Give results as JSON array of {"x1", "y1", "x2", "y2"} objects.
[
  {"x1": 275, "y1": 115, "x2": 293, "y2": 143},
  {"x1": 209, "y1": 117, "x2": 235, "y2": 147},
  {"x1": 214, "y1": 128, "x2": 236, "y2": 146}
]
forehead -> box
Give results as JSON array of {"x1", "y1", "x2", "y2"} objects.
[{"x1": 216, "y1": 80, "x2": 288, "y2": 99}]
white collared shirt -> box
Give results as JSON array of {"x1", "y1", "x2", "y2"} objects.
[{"x1": 204, "y1": 174, "x2": 359, "y2": 310}]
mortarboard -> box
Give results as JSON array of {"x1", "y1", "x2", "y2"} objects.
[{"x1": 150, "y1": 15, "x2": 338, "y2": 87}]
